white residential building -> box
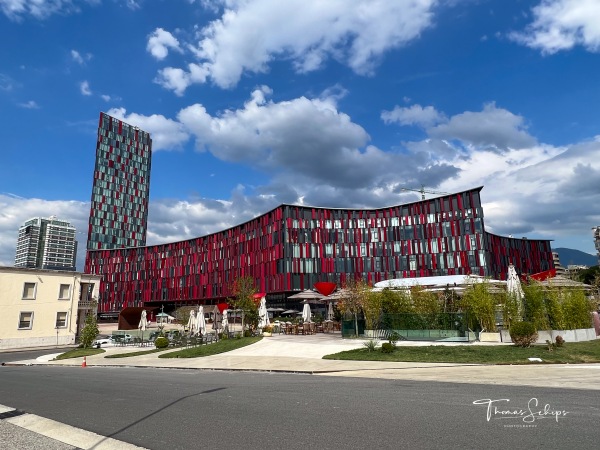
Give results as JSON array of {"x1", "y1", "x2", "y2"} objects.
[
  {"x1": 0, "y1": 266, "x2": 101, "y2": 350},
  {"x1": 15, "y1": 216, "x2": 77, "y2": 271}
]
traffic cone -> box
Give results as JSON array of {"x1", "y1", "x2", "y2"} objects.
[{"x1": 82, "y1": 356, "x2": 87, "y2": 368}]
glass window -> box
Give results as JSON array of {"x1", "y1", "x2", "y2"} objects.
[
  {"x1": 58, "y1": 284, "x2": 71, "y2": 300},
  {"x1": 22, "y1": 282, "x2": 36, "y2": 300},
  {"x1": 56, "y1": 312, "x2": 68, "y2": 328},
  {"x1": 19, "y1": 312, "x2": 33, "y2": 329}
]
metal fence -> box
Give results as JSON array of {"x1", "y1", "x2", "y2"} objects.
[{"x1": 341, "y1": 312, "x2": 471, "y2": 341}]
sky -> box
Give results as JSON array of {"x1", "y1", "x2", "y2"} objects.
[{"x1": 1, "y1": 0, "x2": 599, "y2": 271}]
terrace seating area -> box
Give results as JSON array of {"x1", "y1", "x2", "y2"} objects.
[{"x1": 275, "y1": 321, "x2": 341, "y2": 335}]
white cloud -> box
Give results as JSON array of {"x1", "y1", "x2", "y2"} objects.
[
  {"x1": 71, "y1": 49, "x2": 92, "y2": 65},
  {"x1": 79, "y1": 80, "x2": 92, "y2": 96},
  {"x1": 17, "y1": 100, "x2": 40, "y2": 109},
  {"x1": 147, "y1": 28, "x2": 182, "y2": 60},
  {"x1": 101, "y1": 94, "x2": 111, "y2": 101},
  {"x1": 0, "y1": 0, "x2": 92, "y2": 21},
  {"x1": 154, "y1": 63, "x2": 210, "y2": 96},
  {"x1": 427, "y1": 103, "x2": 536, "y2": 152},
  {"x1": 106, "y1": 107, "x2": 191, "y2": 151},
  {"x1": 381, "y1": 104, "x2": 445, "y2": 128},
  {"x1": 511, "y1": 0, "x2": 600, "y2": 54},
  {"x1": 156, "y1": 0, "x2": 438, "y2": 93}
]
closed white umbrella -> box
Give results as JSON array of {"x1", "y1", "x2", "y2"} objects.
[
  {"x1": 222, "y1": 309, "x2": 229, "y2": 332},
  {"x1": 138, "y1": 310, "x2": 148, "y2": 331},
  {"x1": 187, "y1": 309, "x2": 197, "y2": 334},
  {"x1": 302, "y1": 302, "x2": 312, "y2": 323},
  {"x1": 196, "y1": 306, "x2": 206, "y2": 335},
  {"x1": 258, "y1": 297, "x2": 269, "y2": 328},
  {"x1": 327, "y1": 302, "x2": 334, "y2": 321},
  {"x1": 506, "y1": 264, "x2": 524, "y2": 317}
]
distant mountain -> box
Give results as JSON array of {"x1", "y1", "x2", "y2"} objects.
[{"x1": 553, "y1": 248, "x2": 598, "y2": 267}]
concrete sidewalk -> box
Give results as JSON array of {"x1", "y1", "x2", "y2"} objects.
[{"x1": 12, "y1": 333, "x2": 600, "y2": 391}]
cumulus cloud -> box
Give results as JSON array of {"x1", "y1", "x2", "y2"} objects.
[
  {"x1": 511, "y1": 0, "x2": 600, "y2": 54},
  {"x1": 427, "y1": 103, "x2": 536, "y2": 152},
  {"x1": 79, "y1": 80, "x2": 92, "y2": 96},
  {"x1": 106, "y1": 107, "x2": 191, "y2": 151},
  {"x1": 155, "y1": 0, "x2": 438, "y2": 93},
  {"x1": 381, "y1": 104, "x2": 446, "y2": 128},
  {"x1": 146, "y1": 28, "x2": 182, "y2": 60}
]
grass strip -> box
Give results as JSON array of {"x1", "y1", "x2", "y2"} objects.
[
  {"x1": 54, "y1": 348, "x2": 105, "y2": 360},
  {"x1": 323, "y1": 340, "x2": 600, "y2": 364},
  {"x1": 159, "y1": 336, "x2": 262, "y2": 358},
  {"x1": 105, "y1": 348, "x2": 166, "y2": 358}
]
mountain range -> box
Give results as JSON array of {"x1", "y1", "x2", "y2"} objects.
[{"x1": 552, "y1": 248, "x2": 598, "y2": 267}]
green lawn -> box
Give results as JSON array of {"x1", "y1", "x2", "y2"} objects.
[
  {"x1": 323, "y1": 340, "x2": 600, "y2": 364},
  {"x1": 54, "y1": 348, "x2": 105, "y2": 360},
  {"x1": 105, "y1": 348, "x2": 166, "y2": 358},
  {"x1": 159, "y1": 336, "x2": 262, "y2": 358}
]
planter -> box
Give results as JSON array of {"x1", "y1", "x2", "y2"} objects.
[
  {"x1": 586, "y1": 328, "x2": 598, "y2": 340},
  {"x1": 500, "y1": 329, "x2": 512, "y2": 343},
  {"x1": 551, "y1": 330, "x2": 576, "y2": 342},
  {"x1": 479, "y1": 332, "x2": 502, "y2": 343},
  {"x1": 262, "y1": 332, "x2": 272, "y2": 337},
  {"x1": 535, "y1": 330, "x2": 552, "y2": 344}
]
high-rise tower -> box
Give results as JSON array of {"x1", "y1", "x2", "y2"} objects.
[
  {"x1": 86, "y1": 112, "x2": 152, "y2": 253},
  {"x1": 15, "y1": 216, "x2": 77, "y2": 271}
]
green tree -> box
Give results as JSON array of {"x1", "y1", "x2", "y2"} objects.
[
  {"x1": 522, "y1": 282, "x2": 550, "y2": 330},
  {"x1": 562, "y1": 289, "x2": 594, "y2": 329},
  {"x1": 337, "y1": 278, "x2": 370, "y2": 336},
  {"x1": 380, "y1": 288, "x2": 412, "y2": 314},
  {"x1": 362, "y1": 290, "x2": 383, "y2": 330},
  {"x1": 228, "y1": 276, "x2": 258, "y2": 332},
  {"x1": 460, "y1": 279, "x2": 498, "y2": 332},
  {"x1": 79, "y1": 303, "x2": 99, "y2": 348}
]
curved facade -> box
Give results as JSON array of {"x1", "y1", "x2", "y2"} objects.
[{"x1": 84, "y1": 187, "x2": 553, "y2": 312}]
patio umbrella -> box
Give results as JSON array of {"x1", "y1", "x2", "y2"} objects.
[
  {"x1": 221, "y1": 309, "x2": 229, "y2": 331},
  {"x1": 138, "y1": 310, "x2": 148, "y2": 331},
  {"x1": 187, "y1": 309, "x2": 197, "y2": 334},
  {"x1": 288, "y1": 289, "x2": 326, "y2": 301},
  {"x1": 326, "y1": 302, "x2": 334, "y2": 321},
  {"x1": 196, "y1": 306, "x2": 206, "y2": 335},
  {"x1": 302, "y1": 302, "x2": 312, "y2": 323},
  {"x1": 258, "y1": 296, "x2": 269, "y2": 328},
  {"x1": 282, "y1": 309, "x2": 299, "y2": 315},
  {"x1": 506, "y1": 264, "x2": 524, "y2": 316}
]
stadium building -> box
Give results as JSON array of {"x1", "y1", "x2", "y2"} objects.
[{"x1": 84, "y1": 186, "x2": 554, "y2": 313}]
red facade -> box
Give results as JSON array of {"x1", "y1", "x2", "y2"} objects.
[{"x1": 85, "y1": 187, "x2": 554, "y2": 312}]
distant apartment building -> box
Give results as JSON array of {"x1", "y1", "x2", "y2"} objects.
[
  {"x1": 593, "y1": 226, "x2": 600, "y2": 266},
  {"x1": 14, "y1": 217, "x2": 77, "y2": 271},
  {"x1": 552, "y1": 251, "x2": 566, "y2": 277},
  {"x1": 86, "y1": 112, "x2": 152, "y2": 252}
]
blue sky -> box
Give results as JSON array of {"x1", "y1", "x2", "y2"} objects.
[{"x1": 1, "y1": 0, "x2": 599, "y2": 270}]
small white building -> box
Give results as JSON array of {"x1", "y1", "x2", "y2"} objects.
[{"x1": 0, "y1": 266, "x2": 101, "y2": 350}]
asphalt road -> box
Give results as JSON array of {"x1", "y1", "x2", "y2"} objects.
[{"x1": 0, "y1": 364, "x2": 598, "y2": 450}]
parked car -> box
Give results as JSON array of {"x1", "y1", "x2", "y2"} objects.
[{"x1": 93, "y1": 336, "x2": 115, "y2": 347}]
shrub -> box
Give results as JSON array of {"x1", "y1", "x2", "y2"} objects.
[
  {"x1": 262, "y1": 325, "x2": 273, "y2": 333},
  {"x1": 243, "y1": 330, "x2": 252, "y2": 337},
  {"x1": 381, "y1": 342, "x2": 394, "y2": 353},
  {"x1": 363, "y1": 339, "x2": 378, "y2": 352},
  {"x1": 155, "y1": 337, "x2": 169, "y2": 349},
  {"x1": 554, "y1": 335, "x2": 564, "y2": 347},
  {"x1": 388, "y1": 331, "x2": 401, "y2": 346},
  {"x1": 510, "y1": 321, "x2": 538, "y2": 348}
]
